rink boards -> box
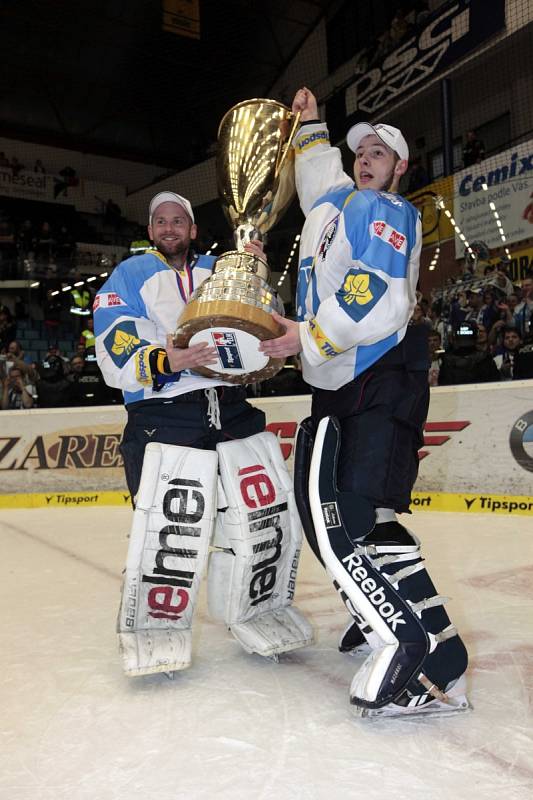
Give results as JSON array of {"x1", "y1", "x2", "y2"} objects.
[{"x1": 0, "y1": 379, "x2": 532, "y2": 514}]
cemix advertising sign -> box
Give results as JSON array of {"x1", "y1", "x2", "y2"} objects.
[
  {"x1": 1, "y1": 382, "x2": 533, "y2": 514},
  {"x1": 454, "y1": 139, "x2": 533, "y2": 256}
]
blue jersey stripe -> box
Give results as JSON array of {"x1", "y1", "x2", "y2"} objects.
[
  {"x1": 296, "y1": 256, "x2": 314, "y2": 320},
  {"x1": 354, "y1": 332, "x2": 398, "y2": 377},
  {"x1": 124, "y1": 388, "x2": 145, "y2": 405},
  {"x1": 310, "y1": 271, "x2": 320, "y2": 315},
  {"x1": 358, "y1": 237, "x2": 410, "y2": 279},
  {"x1": 311, "y1": 185, "x2": 354, "y2": 214}
]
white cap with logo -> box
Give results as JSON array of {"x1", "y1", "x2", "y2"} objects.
[
  {"x1": 346, "y1": 123, "x2": 409, "y2": 161},
  {"x1": 149, "y1": 191, "x2": 195, "y2": 225}
]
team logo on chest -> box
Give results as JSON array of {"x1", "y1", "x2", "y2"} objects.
[{"x1": 318, "y1": 217, "x2": 339, "y2": 261}]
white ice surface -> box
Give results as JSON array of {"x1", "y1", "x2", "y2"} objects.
[{"x1": 1, "y1": 507, "x2": 532, "y2": 800}]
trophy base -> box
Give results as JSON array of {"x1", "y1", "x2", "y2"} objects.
[{"x1": 174, "y1": 300, "x2": 285, "y2": 385}]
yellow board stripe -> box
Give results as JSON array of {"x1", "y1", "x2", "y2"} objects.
[
  {"x1": 1, "y1": 490, "x2": 532, "y2": 515},
  {"x1": 0, "y1": 491, "x2": 131, "y2": 509},
  {"x1": 411, "y1": 492, "x2": 533, "y2": 515}
]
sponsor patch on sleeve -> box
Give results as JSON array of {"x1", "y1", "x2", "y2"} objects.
[
  {"x1": 104, "y1": 321, "x2": 149, "y2": 368},
  {"x1": 370, "y1": 220, "x2": 407, "y2": 254},
  {"x1": 135, "y1": 346, "x2": 158, "y2": 385},
  {"x1": 337, "y1": 270, "x2": 387, "y2": 322},
  {"x1": 94, "y1": 292, "x2": 127, "y2": 309},
  {"x1": 296, "y1": 130, "x2": 330, "y2": 153},
  {"x1": 308, "y1": 318, "x2": 343, "y2": 359}
]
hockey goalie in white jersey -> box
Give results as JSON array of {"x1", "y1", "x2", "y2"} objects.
[
  {"x1": 94, "y1": 191, "x2": 312, "y2": 676},
  {"x1": 260, "y1": 89, "x2": 469, "y2": 718}
]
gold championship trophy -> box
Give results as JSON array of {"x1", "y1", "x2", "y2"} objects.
[{"x1": 173, "y1": 99, "x2": 299, "y2": 384}]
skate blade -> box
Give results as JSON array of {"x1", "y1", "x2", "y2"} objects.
[{"x1": 352, "y1": 694, "x2": 471, "y2": 719}]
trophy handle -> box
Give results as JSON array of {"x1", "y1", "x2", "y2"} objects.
[{"x1": 275, "y1": 110, "x2": 301, "y2": 179}]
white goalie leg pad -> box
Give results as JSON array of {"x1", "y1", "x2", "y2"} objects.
[
  {"x1": 118, "y1": 441, "x2": 217, "y2": 676},
  {"x1": 207, "y1": 432, "x2": 313, "y2": 657}
]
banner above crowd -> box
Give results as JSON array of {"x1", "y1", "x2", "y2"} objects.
[
  {"x1": 346, "y1": 0, "x2": 506, "y2": 117},
  {"x1": 454, "y1": 138, "x2": 533, "y2": 257},
  {"x1": 0, "y1": 167, "x2": 126, "y2": 215}
]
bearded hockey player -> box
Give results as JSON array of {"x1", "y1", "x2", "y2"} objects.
[
  {"x1": 260, "y1": 88, "x2": 469, "y2": 718},
  {"x1": 94, "y1": 191, "x2": 312, "y2": 676}
]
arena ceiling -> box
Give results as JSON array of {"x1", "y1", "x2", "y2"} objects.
[{"x1": 0, "y1": 0, "x2": 337, "y2": 170}]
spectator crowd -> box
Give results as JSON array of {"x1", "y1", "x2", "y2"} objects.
[
  {"x1": 0, "y1": 302, "x2": 118, "y2": 409},
  {"x1": 1, "y1": 260, "x2": 532, "y2": 414},
  {"x1": 414, "y1": 262, "x2": 533, "y2": 386}
]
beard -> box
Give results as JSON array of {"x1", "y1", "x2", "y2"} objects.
[
  {"x1": 379, "y1": 167, "x2": 397, "y2": 192},
  {"x1": 154, "y1": 235, "x2": 190, "y2": 262}
]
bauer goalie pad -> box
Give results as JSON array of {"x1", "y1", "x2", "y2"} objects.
[
  {"x1": 117, "y1": 442, "x2": 217, "y2": 676},
  {"x1": 207, "y1": 432, "x2": 313, "y2": 658}
]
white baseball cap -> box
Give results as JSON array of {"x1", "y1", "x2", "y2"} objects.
[
  {"x1": 149, "y1": 191, "x2": 195, "y2": 225},
  {"x1": 347, "y1": 122, "x2": 409, "y2": 161}
]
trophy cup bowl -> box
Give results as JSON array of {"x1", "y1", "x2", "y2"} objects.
[{"x1": 173, "y1": 98, "x2": 299, "y2": 384}]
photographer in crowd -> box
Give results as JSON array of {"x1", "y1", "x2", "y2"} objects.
[
  {"x1": 438, "y1": 320, "x2": 499, "y2": 385},
  {"x1": 2, "y1": 365, "x2": 35, "y2": 409}
]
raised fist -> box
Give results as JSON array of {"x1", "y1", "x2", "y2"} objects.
[{"x1": 291, "y1": 87, "x2": 319, "y2": 122}]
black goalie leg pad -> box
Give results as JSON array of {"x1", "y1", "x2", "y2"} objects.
[
  {"x1": 363, "y1": 523, "x2": 468, "y2": 711},
  {"x1": 295, "y1": 417, "x2": 369, "y2": 653},
  {"x1": 294, "y1": 417, "x2": 324, "y2": 565},
  {"x1": 309, "y1": 417, "x2": 431, "y2": 708},
  {"x1": 309, "y1": 417, "x2": 468, "y2": 709}
]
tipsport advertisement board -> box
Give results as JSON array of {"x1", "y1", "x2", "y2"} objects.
[{"x1": 1, "y1": 382, "x2": 533, "y2": 514}]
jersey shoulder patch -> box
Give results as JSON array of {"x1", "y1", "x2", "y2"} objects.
[
  {"x1": 104, "y1": 320, "x2": 149, "y2": 367},
  {"x1": 337, "y1": 270, "x2": 388, "y2": 322}
]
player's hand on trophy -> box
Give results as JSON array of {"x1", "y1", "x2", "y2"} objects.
[
  {"x1": 259, "y1": 311, "x2": 302, "y2": 357},
  {"x1": 165, "y1": 334, "x2": 218, "y2": 371},
  {"x1": 243, "y1": 238, "x2": 265, "y2": 261},
  {"x1": 292, "y1": 87, "x2": 318, "y2": 122}
]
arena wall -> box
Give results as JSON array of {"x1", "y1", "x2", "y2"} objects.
[{"x1": 1, "y1": 380, "x2": 532, "y2": 515}]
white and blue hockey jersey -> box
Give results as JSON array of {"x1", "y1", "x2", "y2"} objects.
[
  {"x1": 94, "y1": 249, "x2": 228, "y2": 405},
  {"x1": 293, "y1": 123, "x2": 422, "y2": 390}
]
